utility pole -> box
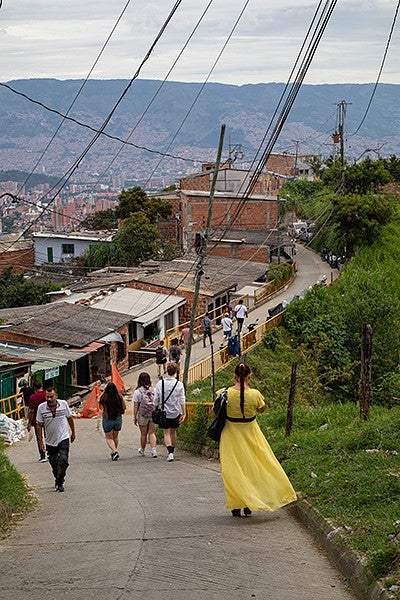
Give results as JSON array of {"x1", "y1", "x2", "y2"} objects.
[
  {"x1": 182, "y1": 124, "x2": 226, "y2": 389},
  {"x1": 334, "y1": 100, "x2": 351, "y2": 190},
  {"x1": 292, "y1": 140, "x2": 299, "y2": 175}
]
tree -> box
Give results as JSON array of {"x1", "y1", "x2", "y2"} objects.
[
  {"x1": 81, "y1": 209, "x2": 118, "y2": 230},
  {"x1": 115, "y1": 186, "x2": 172, "y2": 223},
  {"x1": 343, "y1": 158, "x2": 392, "y2": 194},
  {"x1": 331, "y1": 192, "x2": 395, "y2": 254},
  {"x1": 0, "y1": 268, "x2": 59, "y2": 309},
  {"x1": 82, "y1": 241, "x2": 122, "y2": 269},
  {"x1": 114, "y1": 212, "x2": 161, "y2": 265}
]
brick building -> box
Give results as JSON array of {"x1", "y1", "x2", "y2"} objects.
[
  {"x1": 0, "y1": 239, "x2": 34, "y2": 272},
  {"x1": 177, "y1": 165, "x2": 279, "y2": 254}
]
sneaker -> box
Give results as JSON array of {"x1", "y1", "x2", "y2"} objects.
[
  {"x1": 111, "y1": 451, "x2": 120, "y2": 461},
  {"x1": 56, "y1": 484, "x2": 65, "y2": 492},
  {"x1": 167, "y1": 453, "x2": 174, "y2": 462},
  {"x1": 151, "y1": 448, "x2": 158, "y2": 458},
  {"x1": 138, "y1": 448, "x2": 145, "y2": 457},
  {"x1": 39, "y1": 457, "x2": 47, "y2": 462}
]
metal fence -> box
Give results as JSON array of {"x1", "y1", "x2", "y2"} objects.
[
  {"x1": 0, "y1": 392, "x2": 26, "y2": 420},
  {"x1": 186, "y1": 311, "x2": 285, "y2": 386}
]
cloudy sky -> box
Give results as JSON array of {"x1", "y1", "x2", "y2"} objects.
[{"x1": 1, "y1": 0, "x2": 400, "y2": 85}]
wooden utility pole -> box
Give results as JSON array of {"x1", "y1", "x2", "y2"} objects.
[
  {"x1": 182, "y1": 124, "x2": 226, "y2": 389},
  {"x1": 359, "y1": 323, "x2": 373, "y2": 420},
  {"x1": 285, "y1": 362, "x2": 297, "y2": 436},
  {"x1": 335, "y1": 100, "x2": 351, "y2": 190}
]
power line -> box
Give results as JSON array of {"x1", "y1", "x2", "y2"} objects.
[
  {"x1": 350, "y1": 0, "x2": 400, "y2": 137},
  {"x1": 0, "y1": 1, "x2": 185, "y2": 255},
  {"x1": 13, "y1": 0, "x2": 134, "y2": 198},
  {"x1": 144, "y1": 0, "x2": 251, "y2": 187},
  {"x1": 0, "y1": 82, "x2": 196, "y2": 164},
  {"x1": 98, "y1": 0, "x2": 216, "y2": 180}
]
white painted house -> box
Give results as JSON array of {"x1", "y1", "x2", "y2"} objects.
[
  {"x1": 56, "y1": 286, "x2": 186, "y2": 343},
  {"x1": 32, "y1": 231, "x2": 115, "y2": 266}
]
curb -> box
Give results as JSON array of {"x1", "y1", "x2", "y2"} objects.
[
  {"x1": 176, "y1": 442, "x2": 394, "y2": 598},
  {"x1": 289, "y1": 499, "x2": 393, "y2": 600}
]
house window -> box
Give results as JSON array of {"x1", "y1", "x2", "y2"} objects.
[
  {"x1": 61, "y1": 243, "x2": 75, "y2": 254},
  {"x1": 47, "y1": 247, "x2": 54, "y2": 262}
]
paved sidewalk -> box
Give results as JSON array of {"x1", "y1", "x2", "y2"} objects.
[{"x1": 1, "y1": 407, "x2": 354, "y2": 599}]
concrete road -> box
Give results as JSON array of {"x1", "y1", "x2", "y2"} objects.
[{"x1": 1, "y1": 405, "x2": 354, "y2": 600}]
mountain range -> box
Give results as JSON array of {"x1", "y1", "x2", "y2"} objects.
[{"x1": 0, "y1": 79, "x2": 399, "y2": 185}]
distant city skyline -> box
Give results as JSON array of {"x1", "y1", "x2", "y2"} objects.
[{"x1": 1, "y1": 1, "x2": 400, "y2": 86}]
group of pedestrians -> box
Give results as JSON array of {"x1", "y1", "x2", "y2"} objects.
[
  {"x1": 98, "y1": 363, "x2": 185, "y2": 464},
  {"x1": 201, "y1": 299, "x2": 249, "y2": 348}
]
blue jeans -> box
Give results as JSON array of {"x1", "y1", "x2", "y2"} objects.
[{"x1": 46, "y1": 438, "x2": 70, "y2": 487}]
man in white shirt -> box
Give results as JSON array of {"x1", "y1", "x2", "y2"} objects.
[
  {"x1": 36, "y1": 387, "x2": 75, "y2": 492},
  {"x1": 221, "y1": 312, "x2": 233, "y2": 339},
  {"x1": 234, "y1": 299, "x2": 248, "y2": 333}
]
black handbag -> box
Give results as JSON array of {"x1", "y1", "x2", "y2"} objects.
[
  {"x1": 152, "y1": 379, "x2": 178, "y2": 427},
  {"x1": 206, "y1": 388, "x2": 228, "y2": 442}
]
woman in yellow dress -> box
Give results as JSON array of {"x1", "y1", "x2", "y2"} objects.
[{"x1": 219, "y1": 363, "x2": 297, "y2": 517}]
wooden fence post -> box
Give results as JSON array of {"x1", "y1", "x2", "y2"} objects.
[
  {"x1": 359, "y1": 323, "x2": 373, "y2": 420},
  {"x1": 285, "y1": 362, "x2": 297, "y2": 436}
]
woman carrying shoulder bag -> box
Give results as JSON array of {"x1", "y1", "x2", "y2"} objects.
[
  {"x1": 218, "y1": 363, "x2": 297, "y2": 517},
  {"x1": 154, "y1": 362, "x2": 186, "y2": 462}
]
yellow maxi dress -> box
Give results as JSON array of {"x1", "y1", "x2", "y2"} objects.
[{"x1": 219, "y1": 387, "x2": 297, "y2": 512}]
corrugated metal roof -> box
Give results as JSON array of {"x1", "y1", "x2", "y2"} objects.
[
  {"x1": 61, "y1": 288, "x2": 186, "y2": 328},
  {"x1": 0, "y1": 303, "x2": 130, "y2": 347}
]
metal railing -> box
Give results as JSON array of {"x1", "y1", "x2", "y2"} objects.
[
  {"x1": 185, "y1": 401, "x2": 214, "y2": 423},
  {"x1": 186, "y1": 311, "x2": 285, "y2": 385},
  {"x1": 165, "y1": 262, "x2": 295, "y2": 348},
  {"x1": 0, "y1": 392, "x2": 26, "y2": 420}
]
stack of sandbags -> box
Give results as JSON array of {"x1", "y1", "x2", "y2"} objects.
[{"x1": 0, "y1": 413, "x2": 26, "y2": 444}]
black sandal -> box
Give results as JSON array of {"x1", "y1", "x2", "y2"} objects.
[
  {"x1": 243, "y1": 507, "x2": 252, "y2": 516},
  {"x1": 231, "y1": 509, "x2": 241, "y2": 517}
]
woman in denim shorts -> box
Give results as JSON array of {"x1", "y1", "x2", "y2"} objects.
[{"x1": 99, "y1": 382, "x2": 126, "y2": 461}]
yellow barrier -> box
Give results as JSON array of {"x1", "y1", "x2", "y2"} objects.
[
  {"x1": 165, "y1": 262, "x2": 295, "y2": 348},
  {"x1": 185, "y1": 401, "x2": 214, "y2": 423},
  {"x1": 0, "y1": 392, "x2": 26, "y2": 420},
  {"x1": 184, "y1": 312, "x2": 286, "y2": 422},
  {"x1": 186, "y1": 311, "x2": 285, "y2": 385}
]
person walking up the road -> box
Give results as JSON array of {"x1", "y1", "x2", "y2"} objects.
[
  {"x1": 234, "y1": 299, "x2": 248, "y2": 334},
  {"x1": 155, "y1": 339, "x2": 168, "y2": 378},
  {"x1": 133, "y1": 372, "x2": 158, "y2": 458},
  {"x1": 18, "y1": 378, "x2": 34, "y2": 414},
  {"x1": 221, "y1": 312, "x2": 233, "y2": 340},
  {"x1": 36, "y1": 387, "x2": 76, "y2": 492},
  {"x1": 217, "y1": 363, "x2": 296, "y2": 517},
  {"x1": 169, "y1": 338, "x2": 182, "y2": 378},
  {"x1": 202, "y1": 312, "x2": 213, "y2": 347},
  {"x1": 99, "y1": 382, "x2": 126, "y2": 461},
  {"x1": 154, "y1": 362, "x2": 186, "y2": 462},
  {"x1": 180, "y1": 325, "x2": 190, "y2": 350},
  {"x1": 27, "y1": 380, "x2": 47, "y2": 462}
]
